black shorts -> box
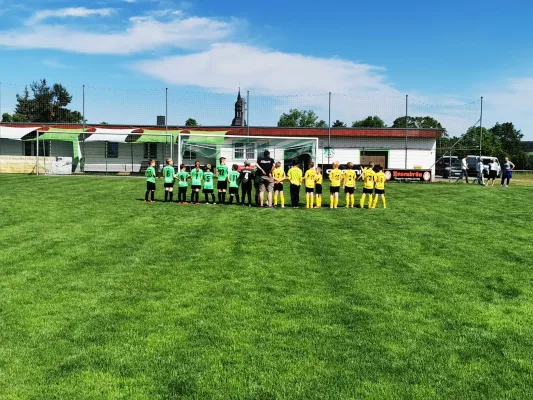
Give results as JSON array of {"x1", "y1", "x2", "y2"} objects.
[
  {"x1": 363, "y1": 188, "x2": 374, "y2": 194},
  {"x1": 229, "y1": 187, "x2": 239, "y2": 195},
  {"x1": 192, "y1": 185, "x2": 201, "y2": 191},
  {"x1": 203, "y1": 188, "x2": 214, "y2": 194},
  {"x1": 178, "y1": 186, "x2": 187, "y2": 194},
  {"x1": 330, "y1": 186, "x2": 340, "y2": 193},
  {"x1": 164, "y1": 182, "x2": 174, "y2": 188},
  {"x1": 315, "y1": 184, "x2": 323, "y2": 195},
  {"x1": 218, "y1": 181, "x2": 227, "y2": 190},
  {"x1": 305, "y1": 187, "x2": 315, "y2": 193},
  {"x1": 375, "y1": 189, "x2": 385, "y2": 195},
  {"x1": 344, "y1": 187, "x2": 355, "y2": 194},
  {"x1": 146, "y1": 182, "x2": 156, "y2": 191},
  {"x1": 489, "y1": 170, "x2": 497, "y2": 179},
  {"x1": 274, "y1": 183, "x2": 284, "y2": 192}
]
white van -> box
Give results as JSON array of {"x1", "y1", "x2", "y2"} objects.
[{"x1": 466, "y1": 155, "x2": 501, "y2": 177}]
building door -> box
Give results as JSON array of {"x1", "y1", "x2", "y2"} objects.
[{"x1": 360, "y1": 151, "x2": 388, "y2": 168}]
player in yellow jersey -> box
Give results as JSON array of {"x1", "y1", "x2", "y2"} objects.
[
  {"x1": 272, "y1": 161, "x2": 286, "y2": 208},
  {"x1": 360, "y1": 162, "x2": 376, "y2": 208},
  {"x1": 314, "y1": 167, "x2": 323, "y2": 208},
  {"x1": 303, "y1": 161, "x2": 317, "y2": 209},
  {"x1": 343, "y1": 162, "x2": 357, "y2": 208},
  {"x1": 287, "y1": 161, "x2": 303, "y2": 208},
  {"x1": 373, "y1": 165, "x2": 387, "y2": 208},
  {"x1": 329, "y1": 161, "x2": 343, "y2": 209}
]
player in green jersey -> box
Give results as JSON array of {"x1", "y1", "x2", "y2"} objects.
[
  {"x1": 228, "y1": 164, "x2": 241, "y2": 205},
  {"x1": 176, "y1": 164, "x2": 189, "y2": 204},
  {"x1": 144, "y1": 159, "x2": 156, "y2": 203},
  {"x1": 216, "y1": 157, "x2": 229, "y2": 205},
  {"x1": 203, "y1": 164, "x2": 216, "y2": 204},
  {"x1": 190, "y1": 161, "x2": 203, "y2": 205},
  {"x1": 162, "y1": 158, "x2": 177, "y2": 203}
]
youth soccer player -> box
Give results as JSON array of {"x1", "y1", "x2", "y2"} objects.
[
  {"x1": 315, "y1": 167, "x2": 323, "y2": 208},
  {"x1": 287, "y1": 162, "x2": 303, "y2": 208},
  {"x1": 343, "y1": 162, "x2": 357, "y2": 208},
  {"x1": 217, "y1": 157, "x2": 229, "y2": 205},
  {"x1": 162, "y1": 158, "x2": 177, "y2": 203},
  {"x1": 190, "y1": 161, "x2": 203, "y2": 205},
  {"x1": 144, "y1": 159, "x2": 156, "y2": 203},
  {"x1": 240, "y1": 161, "x2": 254, "y2": 206},
  {"x1": 272, "y1": 161, "x2": 286, "y2": 208},
  {"x1": 329, "y1": 161, "x2": 343, "y2": 209},
  {"x1": 203, "y1": 164, "x2": 216, "y2": 204},
  {"x1": 228, "y1": 164, "x2": 241, "y2": 205},
  {"x1": 373, "y1": 165, "x2": 387, "y2": 208},
  {"x1": 360, "y1": 162, "x2": 376, "y2": 208},
  {"x1": 176, "y1": 164, "x2": 189, "y2": 204},
  {"x1": 304, "y1": 161, "x2": 317, "y2": 209}
]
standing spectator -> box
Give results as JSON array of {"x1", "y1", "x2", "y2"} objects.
[
  {"x1": 456, "y1": 156, "x2": 469, "y2": 183},
  {"x1": 500, "y1": 157, "x2": 515, "y2": 187},
  {"x1": 255, "y1": 150, "x2": 275, "y2": 208},
  {"x1": 475, "y1": 158, "x2": 486, "y2": 186},
  {"x1": 487, "y1": 158, "x2": 499, "y2": 186}
]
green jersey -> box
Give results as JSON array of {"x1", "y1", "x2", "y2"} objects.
[
  {"x1": 145, "y1": 166, "x2": 156, "y2": 183},
  {"x1": 217, "y1": 165, "x2": 228, "y2": 181},
  {"x1": 203, "y1": 171, "x2": 214, "y2": 190},
  {"x1": 162, "y1": 165, "x2": 175, "y2": 184},
  {"x1": 229, "y1": 170, "x2": 240, "y2": 188},
  {"x1": 190, "y1": 168, "x2": 204, "y2": 186},
  {"x1": 177, "y1": 171, "x2": 189, "y2": 187}
]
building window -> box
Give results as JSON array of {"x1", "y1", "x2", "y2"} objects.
[
  {"x1": 245, "y1": 143, "x2": 255, "y2": 160},
  {"x1": 143, "y1": 143, "x2": 158, "y2": 159},
  {"x1": 234, "y1": 143, "x2": 244, "y2": 159},
  {"x1": 183, "y1": 150, "x2": 196, "y2": 159},
  {"x1": 24, "y1": 141, "x2": 50, "y2": 156},
  {"x1": 106, "y1": 142, "x2": 119, "y2": 158}
]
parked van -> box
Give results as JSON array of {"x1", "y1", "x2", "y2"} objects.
[{"x1": 466, "y1": 155, "x2": 501, "y2": 177}]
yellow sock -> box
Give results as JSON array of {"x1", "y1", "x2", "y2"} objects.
[
  {"x1": 373, "y1": 196, "x2": 378, "y2": 208},
  {"x1": 311, "y1": 196, "x2": 314, "y2": 208},
  {"x1": 274, "y1": 194, "x2": 278, "y2": 206},
  {"x1": 368, "y1": 195, "x2": 373, "y2": 207},
  {"x1": 382, "y1": 196, "x2": 387, "y2": 208},
  {"x1": 350, "y1": 194, "x2": 355, "y2": 207},
  {"x1": 281, "y1": 195, "x2": 285, "y2": 207},
  {"x1": 330, "y1": 195, "x2": 334, "y2": 208},
  {"x1": 334, "y1": 197, "x2": 339, "y2": 208},
  {"x1": 317, "y1": 197, "x2": 321, "y2": 208},
  {"x1": 345, "y1": 195, "x2": 350, "y2": 208},
  {"x1": 306, "y1": 196, "x2": 310, "y2": 208},
  {"x1": 360, "y1": 194, "x2": 365, "y2": 208}
]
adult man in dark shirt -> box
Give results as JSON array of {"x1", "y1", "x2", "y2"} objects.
[{"x1": 255, "y1": 150, "x2": 275, "y2": 208}]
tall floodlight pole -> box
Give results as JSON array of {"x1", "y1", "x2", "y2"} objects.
[
  {"x1": 405, "y1": 95, "x2": 408, "y2": 169},
  {"x1": 247, "y1": 90, "x2": 250, "y2": 136},
  {"x1": 82, "y1": 85, "x2": 86, "y2": 132},
  {"x1": 328, "y1": 92, "x2": 331, "y2": 164},
  {"x1": 166, "y1": 88, "x2": 171, "y2": 159},
  {"x1": 480, "y1": 96, "x2": 483, "y2": 157}
]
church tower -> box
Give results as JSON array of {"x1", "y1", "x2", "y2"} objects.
[{"x1": 231, "y1": 89, "x2": 247, "y2": 126}]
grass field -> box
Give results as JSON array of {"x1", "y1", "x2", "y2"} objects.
[{"x1": 1, "y1": 174, "x2": 533, "y2": 399}]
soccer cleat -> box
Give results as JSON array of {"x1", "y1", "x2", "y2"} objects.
[{"x1": 144, "y1": 200, "x2": 148, "y2": 203}]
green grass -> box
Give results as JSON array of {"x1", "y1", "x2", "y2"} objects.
[{"x1": 1, "y1": 174, "x2": 533, "y2": 399}]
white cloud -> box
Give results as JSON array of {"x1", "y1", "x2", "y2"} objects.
[
  {"x1": 27, "y1": 7, "x2": 116, "y2": 25},
  {"x1": 42, "y1": 59, "x2": 71, "y2": 69},
  {"x1": 0, "y1": 16, "x2": 234, "y2": 54}
]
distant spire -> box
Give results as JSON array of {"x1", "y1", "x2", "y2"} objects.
[{"x1": 237, "y1": 86, "x2": 241, "y2": 99}]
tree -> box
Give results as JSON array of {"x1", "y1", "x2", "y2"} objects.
[
  {"x1": 332, "y1": 120, "x2": 347, "y2": 128},
  {"x1": 489, "y1": 122, "x2": 524, "y2": 158},
  {"x1": 2, "y1": 113, "x2": 11, "y2": 123},
  {"x1": 99, "y1": 122, "x2": 109, "y2": 125},
  {"x1": 392, "y1": 116, "x2": 446, "y2": 135},
  {"x1": 13, "y1": 79, "x2": 83, "y2": 123},
  {"x1": 277, "y1": 109, "x2": 326, "y2": 128},
  {"x1": 352, "y1": 116, "x2": 386, "y2": 128},
  {"x1": 185, "y1": 118, "x2": 199, "y2": 127}
]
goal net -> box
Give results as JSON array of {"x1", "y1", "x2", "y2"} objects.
[{"x1": 177, "y1": 133, "x2": 319, "y2": 171}]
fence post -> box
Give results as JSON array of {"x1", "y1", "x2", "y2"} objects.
[
  {"x1": 166, "y1": 88, "x2": 171, "y2": 160},
  {"x1": 247, "y1": 90, "x2": 250, "y2": 136},
  {"x1": 36, "y1": 129, "x2": 39, "y2": 176},
  {"x1": 479, "y1": 96, "x2": 483, "y2": 157},
  {"x1": 82, "y1": 85, "x2": 85, "y2": 132},
  {"x1": 405, "y1": 94, "x2": 408, "y2": 169}
]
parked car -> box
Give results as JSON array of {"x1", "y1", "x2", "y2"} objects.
[
  {"x1": 442, "y1": 159, "x2": 462, "y2": 178},
  {"x1": 466, "y1": 155, "x2": 501, "y2": 177},
  {"x1": 435, "y1": 156, "x2": 458, "y2": 177}
]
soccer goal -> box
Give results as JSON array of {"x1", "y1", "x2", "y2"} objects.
[{"x1": 177, "y1": 133, "x2": 319, "y2": 171}]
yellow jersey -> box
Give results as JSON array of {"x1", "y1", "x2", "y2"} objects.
[
  {"x1": 272, "y1": 168, "x2": 286, "y2": 182},
  {"x1": 363, "y1": 168, "x2": 376, "y2": 189},
  {"x1": 375, "y1": 171, "x2": 386, "y2": 190},
  {"x1": 343, "y1": 169, "x2": 356, "y2": 188},
  {"x1": 304, "y1": 168, "x2": 317, "y2": 188},
  {"x1": 287, "y1": 167, "x2": 303, "y2": 186},
  {"x1": 315, "y1": 173, "x2": 323, "y2": 185},
  {"x1": 329, "y1": 169, "x2": 343, "y2": 187}
]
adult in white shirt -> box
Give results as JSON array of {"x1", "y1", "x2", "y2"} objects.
[
  {"x1": 476, "y1": 158, "x2": 486, "y2": 186},
  {"x1": 456, "y1": 156, "x2": 469, "y2": 183},
  {"x1": 487, "y1": 158, "x2": 499, "y2": 186}
]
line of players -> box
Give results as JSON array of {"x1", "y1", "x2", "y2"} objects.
[{"x1": 144, "y1": 158, "x2": 387, "y2": 209}]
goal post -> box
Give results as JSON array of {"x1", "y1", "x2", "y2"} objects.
[{"x1": 177, "y1": 133, "x2": 319, "y2": 171}]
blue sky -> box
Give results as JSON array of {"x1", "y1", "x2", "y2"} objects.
[{"x1": 0, "y1": 0, "x2": 531, "y2": 138}]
